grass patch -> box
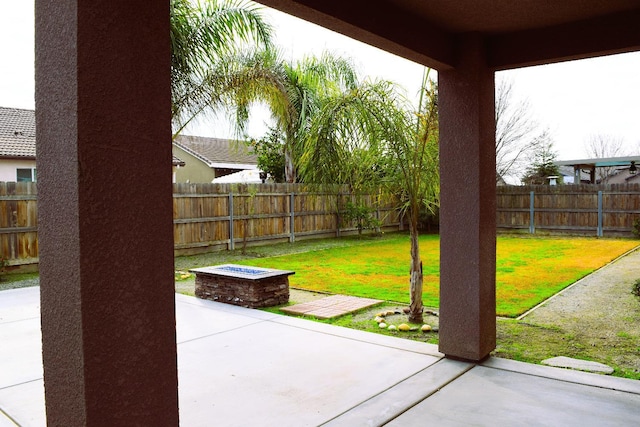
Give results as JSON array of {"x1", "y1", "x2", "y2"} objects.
[
  {"x1": 495, "y1": 319, "x2": 640, "y2": 381},
  {"x1": 234, "y1": 234, "x2": 638, "y2": 317},
  {"x1": 0, "y1": 272, "x2": 39, "y2": 292}
]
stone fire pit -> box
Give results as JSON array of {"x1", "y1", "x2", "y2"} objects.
[{"x1": 190, "y1": 264, "x2": 294, "y2": 308}]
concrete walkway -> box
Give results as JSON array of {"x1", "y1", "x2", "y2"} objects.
[{"x1": 1, "y1": 287, "x2": 639, "y2": 426}]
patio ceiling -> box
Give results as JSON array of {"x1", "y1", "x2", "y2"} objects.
[{"x1": 256, "y1": 0, "x2": 640, "y2": 70}]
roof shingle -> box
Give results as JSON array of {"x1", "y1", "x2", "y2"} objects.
[
  {"x1": 173, "y1": 135, "x2": 257, "y2": 167},
  {"x1": 0, "y1": 107, "x2": 36, "y2": 159}
]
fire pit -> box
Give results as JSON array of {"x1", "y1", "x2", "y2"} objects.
[{"x1": 190, "y1": 264, "x2": 294, "y2": 308}]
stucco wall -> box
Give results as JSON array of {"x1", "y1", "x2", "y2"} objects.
[
  {"x1": 0, "y1": 159, "x2": 37, "y2": 182},
  {"x1": 172, "y1": 144, "x2": 215, "y2": 183}
]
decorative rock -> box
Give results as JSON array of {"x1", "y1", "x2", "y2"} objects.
[
  {"x1": 376, "y1": 312, "x2": 386, "y2": 317},
  {"x1": 385, "y1": 310, "x2": 396, "y2": 316},
  {"x1": 388, "y1": 325, "x2": 397, "y2": 331},
  {"x1": 421, "y1": 324, "x2": 432, "y2": 332},
  {"x1": 402, "y1": 307, "x2": 410, "y2": 314},
  {"x1": 374, "y1": 316, "x2": 385, "y2": 323},
  {"x1": 409, "y1": 326, "x2": 419, "y2": 332},
  {"x1": 379, "y1": 322, "x2": 388, "y2": 329},
  {"x1": 398, "y1": 323, "x2": 410, "y2": 332}
]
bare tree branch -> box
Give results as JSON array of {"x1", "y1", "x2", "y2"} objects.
[
  {"x1": 495, "y1": 76, "x2": 546, "y2": 183},
  {"x1": 583, "y1": 134, "x2": 628, "y2": 182}
]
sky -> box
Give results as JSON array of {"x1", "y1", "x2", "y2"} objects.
[{"x1": 2, "y1": 2, "x2": 639, "y2": 162}]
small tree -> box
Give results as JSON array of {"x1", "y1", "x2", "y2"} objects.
[
  {"x1": 250, "y1": 127, "x2": 286, "y2": 182},
  {"x1": 383, "y1": 72, "x2": 439, "y2": 324},
  {"x1": 296, "y1": 70, "x2": 439, "y2": 324},
  {"x1": 521, "y1": 137, "x2": 562, "y2": 185}
]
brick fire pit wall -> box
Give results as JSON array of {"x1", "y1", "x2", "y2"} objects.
[{"x1": 191, "y1": 264, "x2": 294, "y2": 308}]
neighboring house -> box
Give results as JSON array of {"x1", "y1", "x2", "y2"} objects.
[
  {"x1": 0, "y1": 107, "x2": 37, "y2": 182},
  {"x1": 0, "y1": 106, "x2": 186, "y2": 183},
  {"x1": 599, "y1": 164, "x2": 640, "y2": 185},
  {"x1": 172, "y1": 135, "x2": 258, "y2": 183},
  {"x1": 556, "y1": 157, "x2": 640, "y2": 185}
]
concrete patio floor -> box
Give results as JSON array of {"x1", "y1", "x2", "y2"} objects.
[{"x1": 1, "y1": 286, "x2": 639, "y2": 426}]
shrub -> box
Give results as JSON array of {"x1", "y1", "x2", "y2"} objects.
[
  {"x1": 0, "y1": 257, "x2": 7, "y2": 280},
  {"x1": 342, "y1": 201, "x2": 381, "y2": 235},
  {"x1": 632, "y1": 218, "x2": 640, "y2": 238},
  {"x1": 632, "y1": 279, "x2": 640, "y2": 298}
]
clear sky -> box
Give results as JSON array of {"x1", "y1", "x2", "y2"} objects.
[{"x1": 2, "y1": 2, "x2": 639, "y2": 161}]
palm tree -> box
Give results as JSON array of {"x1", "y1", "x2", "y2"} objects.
[
  {"x1": 242, "y1": 52, "x2": 360, "y2": 182},
  {"x1": 383, "y1": 71, "x2": 439, "y2": 324},
  {"x1": 170, "y1": 0, "x2": 273, "y2": 137},
  {"x1": 299, "y1": 70, "x2": 439, "y2": 324}
]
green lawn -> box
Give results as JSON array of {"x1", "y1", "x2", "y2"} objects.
[{"x1": 236, "y1": 234, "x2": 639, "y2": 317}]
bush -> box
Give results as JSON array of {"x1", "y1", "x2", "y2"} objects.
[
  {"x1": 0, "y1": 257, "x2": 6, "y2": 280},
  {"x1": 632, "y1": 279, "x2": 640, "y2": 298},
  {"x1": 342, "y1": 201, "x2": 381, "y2": 235},
  {"x1": 632, "y1": 218, "x2": 640, "y2": 238}
]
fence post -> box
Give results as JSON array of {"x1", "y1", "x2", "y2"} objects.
[
  {"x1": 229, "y1": 192, "x2": 234, "y2": 250},
  {"x1": 597, "y1": 190, "x2": 603, "y2": 237},
  {"x1": 529, "y1": 190, "x2": 535, "y2": 234},
  {"x1": 336, "y1": 193, "x2": 341, "y2": 237},
  {"x1": 289, "y1": 192, "x2": 295, "y2": 243}
]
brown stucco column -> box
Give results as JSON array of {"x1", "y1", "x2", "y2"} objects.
[
  {"x1": 35, "y1": 1, "x2": 178, "y2": 425},
  {"x1": 438, "y1": 34, "x2": 496, "y2": 361}
]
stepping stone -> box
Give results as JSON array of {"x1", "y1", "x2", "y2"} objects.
[
  {"x1": 541, "y1": 356, "x2": 614, "y2": 374},
  {"x1": 281, "y1": 295, "x2": 382, "y2": 319}
]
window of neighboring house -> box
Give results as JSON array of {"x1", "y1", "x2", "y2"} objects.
[{"x1": 16, "y1": 168, "x2": 37, "y2": 182}]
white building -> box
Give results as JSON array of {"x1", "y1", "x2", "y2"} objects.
[{"x1": 0, "y1": 107, "x2": 37, "y2": 182}]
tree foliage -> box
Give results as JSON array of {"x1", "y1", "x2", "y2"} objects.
[
  {"x1": 294, "y1": 68, "x2": 440, "y2": 323},
  {"x1": 521, "y1": 137, "x2": 562, "y2": 185},
  {"x1": 170, "y1": 0, "x2": 273, "y2": 136},
  {"x1": 250, "y1": 127, "x2": 286, "y2": 182}
]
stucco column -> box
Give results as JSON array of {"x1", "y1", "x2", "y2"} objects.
[
  {"x1": 438, "y1": 34, "x2": 496, "y2": 361},
  {"x1": 35, "y1": 1, "x2": 178, "y2": 425}
]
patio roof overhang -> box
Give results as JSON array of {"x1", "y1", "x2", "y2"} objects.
[
  {"x1": 255, "y1": 0, "x2": 640, "y2": 70},
  {"x1": 556, "y1": 156, "x2": 640, "y2": 168}
]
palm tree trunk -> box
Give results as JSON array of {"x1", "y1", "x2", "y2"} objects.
[
  {"x1": 285, "y1": 146, "x2": 295, "y2": 183},
  {"x1": 408, "y1": 210, "x2": 424, "y2": 324}
]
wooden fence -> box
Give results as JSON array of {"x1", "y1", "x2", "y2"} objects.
[
  {"x1": 497, "y1": 184, "x2": 640, "y2": 237},
  {"x1": 2, "y1": 182, "x2": 638, "y2": 266},
  {"x1": 172, "y1": 183, "x2": 401, "y2": 255},
  {"x1": 0, "y1": 182, "x2": 38, "y2": 265}
]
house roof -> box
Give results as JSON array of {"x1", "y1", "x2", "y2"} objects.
[
  {"x1": 172, "y1": 155, "x2": 185, "y2": 167},
  {"x1": 0, "y1": 107, "x2": 36, "y2": 159},
  {"x1": 173, "y1": 135, "x2": 257, "y2": 169}
]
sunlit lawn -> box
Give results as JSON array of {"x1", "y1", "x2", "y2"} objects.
[{"x1": 238, "y1": 234, "x2": 639, "y2": 317}]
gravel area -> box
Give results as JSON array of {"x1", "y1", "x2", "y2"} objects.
[{"x1": 522, "y1": 246, "x2": 640, "y2": 371}]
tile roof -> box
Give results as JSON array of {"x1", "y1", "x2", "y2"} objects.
[
  {"x1": 173, "y1": 135, "x2": 257, "y2": 167},
  {"x1": 0, "y1": 107, "x2": 36, "y2": 159}
]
